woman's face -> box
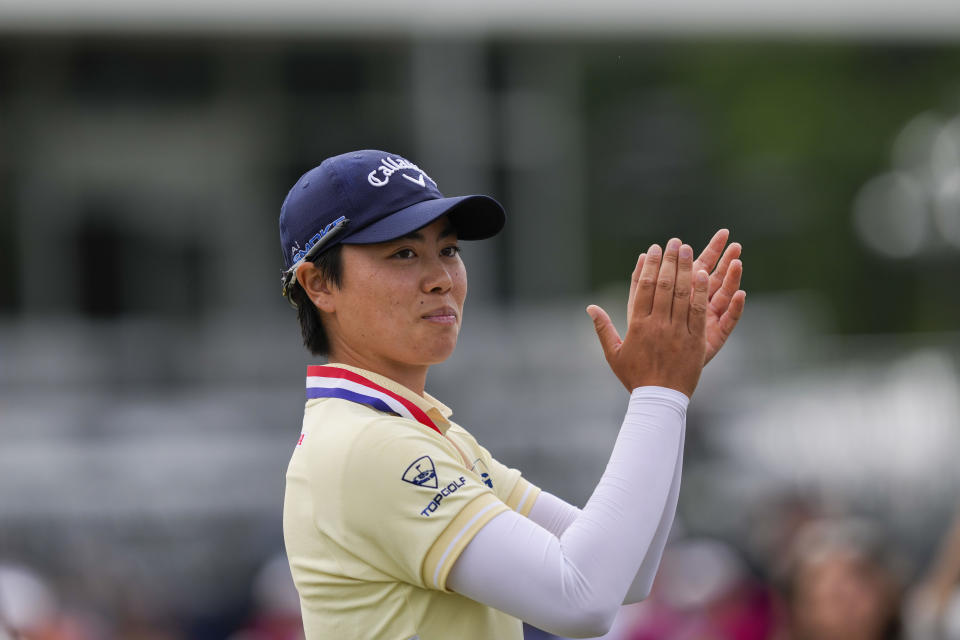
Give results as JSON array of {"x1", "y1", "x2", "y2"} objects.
[
  {"x1": 323, "y1": 215, "x2": 467, "y2": 377},
  {"x1": 793, "y1": 550, "x2": 895, "y2": 640}
]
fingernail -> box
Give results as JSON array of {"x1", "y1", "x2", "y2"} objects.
[
  {"x1": 680, "y1": 245, "x2": 692, "y2": 259},
  {"x1": 667, "y1": 238, "x2": 680, "y2": 251},
  {"x1": 648, "y1": 244, "x2": 661, "y2": 256},
  {"x1": 696, "y1": 271, "x2": 708, "y2": 285}
]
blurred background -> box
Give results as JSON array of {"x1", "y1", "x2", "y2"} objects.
[{"x1": 2, "y1": 2, "x2": 960, "y2": 639}]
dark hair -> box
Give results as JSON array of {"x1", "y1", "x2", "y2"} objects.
[{"x1": 289, "y1": 244, "x2": 344, "y2": 356}]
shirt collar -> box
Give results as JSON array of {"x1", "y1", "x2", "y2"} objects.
[{"x1": 312, "y1": 363, "x2": 453, "y2": 434}]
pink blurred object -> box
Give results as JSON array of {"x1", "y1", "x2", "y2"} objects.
[{"x1": 623, "y1": 539, "x2": 784, "y2": 640}]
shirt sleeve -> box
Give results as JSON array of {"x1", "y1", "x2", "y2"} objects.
[
  {"x1": 452, "y1": 429, "x2": 541, "y2": 517},
  {"x1": 487, "y1": 454, "x2": 540, "y2": 516},
  {"x1": 332, "y1": 419, "x2": 510, "y2": 592}
]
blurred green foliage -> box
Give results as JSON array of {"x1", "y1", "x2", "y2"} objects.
[{"x1": 580, "y1": 40, "x2": 960, "y2": 334}]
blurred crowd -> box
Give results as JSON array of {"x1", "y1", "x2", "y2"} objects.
[
  {"x1": 527, "y1": 494, "x2": 960, "y2": 640},
  {"x1": 0, "y1": 554, "x2": 302, "y2": 640},
  {"x1": 591, "y1": 497, "x2": 960, "y2": 640},
  {"x1": 3, "y1": 497, "x2": 960, "y2": 640}
]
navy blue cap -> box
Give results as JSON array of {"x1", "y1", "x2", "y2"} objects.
[{"x1": 279, "y1": 150, "x2": 505, "y2": 273}]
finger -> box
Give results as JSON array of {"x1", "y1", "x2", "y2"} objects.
[
  {"x1": 671, "y1": 244, "x2": 694, "y2": 323},
  {"x1": 708, "y1": 258, "x2": 743, "y2": 316},
  {"x1": 693, "y1": 228, "x2": 729, "y2": 275},
  {"x1": 652, "y1": 238, "x2": 681, "y2": 319},
  {"x1": 586, "y1": 304, "x2": 622, "y2": 364},
  {"x1": 708, "y1": 242, "x2": 741, "y2": 299},
  {"x1": 631, "y1": 244, "x2": 662, "y2": 320},
  {"x1": 715, "y1": 290, "x2": 746, "y2": 340},
  {"x1": 688, "y1": 269, "x2": 709, "y2": 336},
  {"x1": 626, "y1": 253, "x2": 646, "y2": 321}
]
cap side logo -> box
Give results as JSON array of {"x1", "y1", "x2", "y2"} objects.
[
  {"x1": 368, "y1": 156, "x2": 436, "y2": 189},
  {"x1": 290, "y1": 214, "x2": 348, "y2": 263},
  {"x1": 402, "y1": 455, "x2": 438, "y2": 488}
]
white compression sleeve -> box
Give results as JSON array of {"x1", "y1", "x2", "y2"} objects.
[
  {"x1": 526, "y1": 410, "x2": 684, "y2": 606},
  {"x1": 526, "y1": 490, "x2": 580, "y2": 537},
  {"x1": 447, "y1": 387, "x2": 687, "y2": 638},
  {"x1": 623, "y1": 418, "x2": 685, "y2": 603}
]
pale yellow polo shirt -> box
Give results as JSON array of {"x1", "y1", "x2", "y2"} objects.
[{"x1": 283, "y1": 363, "x2": 541, "y2": 640}]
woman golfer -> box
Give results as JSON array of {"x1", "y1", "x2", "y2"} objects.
[{"x1": 279, "y1": 149, "x2": 745, "y2": 639}]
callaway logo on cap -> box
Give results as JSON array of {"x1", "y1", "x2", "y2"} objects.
[{"x1": 278, "y1": 149, "x2": 506, "y2": 302}]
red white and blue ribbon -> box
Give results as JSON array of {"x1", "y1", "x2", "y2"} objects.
[{"x1": 306, "y1": 365, "x2": 442, "y2": 434}]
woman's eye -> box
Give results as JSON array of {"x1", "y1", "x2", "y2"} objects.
[
  {"x1": 393, "y1": 249, "x2": 416, "y2": 259},
  {"x1": 441, "y1": 246, "x2": 461, "y2": 258}
]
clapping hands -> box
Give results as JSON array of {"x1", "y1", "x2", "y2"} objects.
[{"x1": 586, "y1": 230, "x2": 746, "y2": 396}]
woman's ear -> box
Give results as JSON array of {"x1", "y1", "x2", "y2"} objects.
[{"x1": 296, "y1": 262, "x2": 336, "y2": 313}]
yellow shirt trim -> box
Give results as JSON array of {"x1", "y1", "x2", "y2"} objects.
[
  {"x1": 505, "y1": 477, "x2": 541, "y2": 517},
  {"x1": 422, "y1": 492, "x2": 509, "y2": 591}
]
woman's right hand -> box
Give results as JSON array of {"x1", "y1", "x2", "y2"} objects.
[{"x1": 586, "y1": 238, "x2": 709, "y2": 398}]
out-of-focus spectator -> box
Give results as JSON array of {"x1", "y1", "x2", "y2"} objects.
[
  {"x1": 619, "y1": 537, "x2": 783, "y2": 640},
  {"x1": 904, "y1": 504, "x2": 960, "y2": 640},
  {"x1": 0, "y1": 563, "x2": 57, "y2": 640},
  {"x1": 781, "y1": 518, "x2": 903, "y2": 640},
  {"x1": 0, "y1": 563, "x2": 103, "y2": 640},
  {"x1": 226, "y1": 554, "x2": 303, "y2": 640},
  {"x1": 748, "y1": 493, "x2": 824, "y2": 582}
]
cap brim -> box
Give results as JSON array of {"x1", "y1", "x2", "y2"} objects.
[{"x1": 342, "y1": 195, "x2": 505, "y2": 244}]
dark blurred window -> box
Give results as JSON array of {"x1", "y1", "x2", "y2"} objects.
[
  {"x1": 0, "y1": 43, "x2": 10, "y2": 108},
  {"x1": 0, "y1": 172, "x2": 17, "y2": 312},
  {"x1": 0, "y1": 46, "x2": 12, "y2": 312},
  {"x1": 485, "y1": 43, "x2": 509, "y2": 93},
  {"x1": 490, "y1": 164, "x2": 511, "y2": 300},
  {"x1": 75, "y1": 202, "x2": 203, "y2": 318},
  {"x1": 69, "y1": 40, "x2": 215, "y2": 104},
  {"x1": 282, "y1": 45, "x2": 378, "y2": 95},
  {"x1": 76, "y1": 215, "x2": 123, "y2": 317},
  {"x1": 278, "y1": 43, "x2": 414, "y2": 191}
]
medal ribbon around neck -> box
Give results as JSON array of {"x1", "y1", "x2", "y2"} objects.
[{"x1": 305, "y1": 365, "x2": 442, "y2": 434}]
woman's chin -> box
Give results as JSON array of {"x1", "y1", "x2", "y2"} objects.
[{"x1": 420, "y1": 338, "x2": 459, "y2": 365}]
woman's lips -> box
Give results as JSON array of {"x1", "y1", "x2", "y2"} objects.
[{"x1": 422, "y1": 306, "x2": 458, "y2": 325}]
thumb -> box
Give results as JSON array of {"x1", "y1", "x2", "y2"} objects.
[{"x1": 586, "y1": 304, "x2": 621, "y2": 362}]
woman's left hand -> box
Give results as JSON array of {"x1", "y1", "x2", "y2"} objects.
[
  {"x1": 627, "y1": 229, "x2": 746, "y2": 366},
  {"x1": 693, "y1": 229, "x2": 746, "y2": 365}
]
